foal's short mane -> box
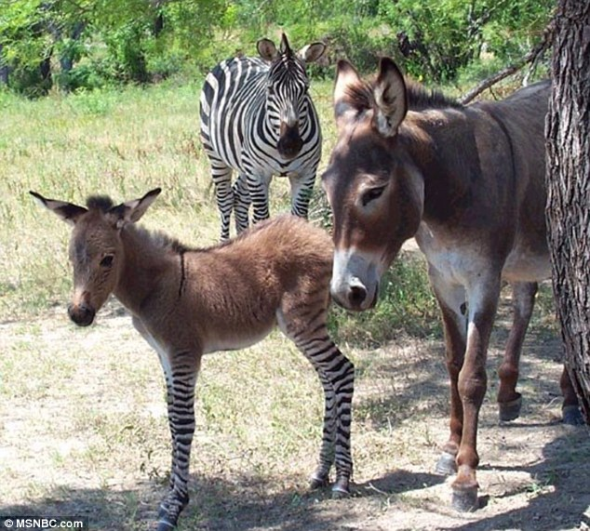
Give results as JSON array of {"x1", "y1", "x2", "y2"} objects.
[
  {"x1": 86, "y1": 195, "x2": 114, "y2": 211},
  {"x1": 346, "y1": 77, "x2": 463, "y2": 112}
]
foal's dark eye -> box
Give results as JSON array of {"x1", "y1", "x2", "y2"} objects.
[
  {"x1": 100, "y1": 255, "x2": 114, "y2": 268},
  {"x1": 362, "y1": 186, "x2": 386, "y2": 206}
]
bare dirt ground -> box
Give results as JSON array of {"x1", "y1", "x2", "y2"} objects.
[{"x1": 1, "y1": 298, "x2": 590, "y2": 531}]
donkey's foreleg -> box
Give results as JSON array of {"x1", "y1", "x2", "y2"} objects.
[
  {"x1": 157, "y1": 354, "x2": 199, "y2": 531},
  {"x1": 451, "y1": 279, "x2": 500, "y2": 512},
  {"x1": 497, "y1": 282, "x2": 537, "y2": 421},
  {"x1": 429, "y1": 278, "x2": 467, "y2": 477}
]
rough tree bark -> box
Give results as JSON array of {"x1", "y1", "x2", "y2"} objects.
[{"x1": 546, "y1": 0, "x2": 590, "y2": 423}]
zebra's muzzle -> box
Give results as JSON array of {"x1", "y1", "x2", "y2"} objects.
[{"x1": 278, "y1": 125, "x2": 303, "y2": 160}]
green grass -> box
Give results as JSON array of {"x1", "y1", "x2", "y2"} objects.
[{"x1": 0, "y1": 79, "x2": 436, "y2": 336}]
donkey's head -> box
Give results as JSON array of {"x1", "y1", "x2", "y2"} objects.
[
  {"x1": 31, "y1": 188, "x2": 161, "y2": 326},
  {"x1": 322, "y1": 58, "x2": 424, "y2": 311},
  {"x1": 257, "y1": 33, "x2": 325, "y2": 160}
]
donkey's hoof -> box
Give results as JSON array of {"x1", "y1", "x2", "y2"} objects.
[
  {"x1": 563, "y1": 405, "x2": 585, "y2": 426},
  {"x1": 309, "y1": 474, "x2": 329, "y2": 491},
  {"x1": 331, "y1": 477, "x2": 350, "y2": 498},
  {"x1": 498, "y1": 394, "x2": 522, "y2": 422},
  {"x1": 452, "y1": 487, "x2": 479, "y2": 512},
  {"x1": 434, "y1": 452, "x2": 457, "y2": 476}
]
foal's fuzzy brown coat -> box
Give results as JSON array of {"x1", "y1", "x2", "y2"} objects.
[{"x1": 33, "y1": 189, "x2": 354, "y2": 531}]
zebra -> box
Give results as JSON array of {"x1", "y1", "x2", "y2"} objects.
[{"x1": 200, "y1": 33, "x2": 326, "y2": 240}]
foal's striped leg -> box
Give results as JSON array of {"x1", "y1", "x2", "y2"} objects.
[
  {"x1": 158, "y1": 353, "x2": 199, "y2": 531},
  {"x1": 278, "y1": 304, "x2": 354, "y2": 495}
]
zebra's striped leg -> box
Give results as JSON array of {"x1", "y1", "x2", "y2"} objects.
[
  {"x1": 157, "y1": 356, "x2": 199, "y2": 531},
  {"x1": 288, "y1": 170, "x2": 317, "y2": 219},
  {"x1": 232, "y1": 173, "x2": 251, "y2": 234},
  {"x1": 210, "y1": 161, "x2": 233, "y2": 240},
  {"x1": 247, "y1": 174, "x2": 272, "y2": 225}
]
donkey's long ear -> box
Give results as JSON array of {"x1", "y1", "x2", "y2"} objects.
[
  {"x1": 257, "y1": 38, "x2": 278, "y2": 62},
  {"x1": 108, "y1": 187, "x2": 162, "y2": 228},
  {"x1": 30, "y1": 191, "x2": 87, "y2": 226},
  {"x1": 333, "y1": 59, "x2": 366, "y2": 130},
  {"x1": 297, "y1": 42, "x2": 326, "y2": 64},
  {"x1": 373, "y1": 57, "x2": 407, "y2": 137}
]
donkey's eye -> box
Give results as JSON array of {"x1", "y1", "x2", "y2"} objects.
[
  {"x1": 361, "y1": 186, "x2": 386, "y2": 206},
  {"x1": 100, "y1": 255, "x2": 114, "y2": 268}
]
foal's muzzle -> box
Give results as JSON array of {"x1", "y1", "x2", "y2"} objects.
[{"x1": 68, "y1": 302, "x2": 96, "y2": 327}]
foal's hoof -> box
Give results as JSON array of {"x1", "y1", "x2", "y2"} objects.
[
  {"x1": 331, "y1": 477, "x2": 350, "y2": 499},
  {"x1": 434, "y1": 452, "x2": 457, "y2": 476},
  {"x1": 157, "y1": 518, "x2": 176, "y2": 531},
  {"x1": 563, "y1": 405, "x2": 585, "y2": 426},
  {"x1": 452, "y1": 487, "x2": 479, "y2": 512},
  {"x1": 498, "y1": 394, "x2": 522, "y2": 422}
]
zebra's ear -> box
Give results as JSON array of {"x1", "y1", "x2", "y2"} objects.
[
  {"x1": 257, "y1": 38, "x2": 278, "y2": 62},
  {"x1": 297, "y1": 42, "x2": 326, "y2": 64},
  {"x1": 373, "y1": 57, "x2": 407, "y2": 137}
]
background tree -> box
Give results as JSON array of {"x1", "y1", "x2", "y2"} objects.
[{"x1": 546, "y1": 0, "x2": 590, "y2": 422}]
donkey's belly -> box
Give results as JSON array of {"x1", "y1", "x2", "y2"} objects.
[{"x1": 502, "y1": 247, "x2": 551, "y2": 283}]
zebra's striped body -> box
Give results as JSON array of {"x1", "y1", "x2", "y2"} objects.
[
  {"x1": 34, "y1": 188, "x2": 354, "y2": 531},
  {"x1": 200, "y1": 34, "x2": 325, "y2": 240}
]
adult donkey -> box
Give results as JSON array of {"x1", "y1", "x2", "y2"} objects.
[
  {"x1": 32, "y1": 189, "x2": 354, "y2": 530},
  {"x1": 321, "y1": 57, "x2": 581, "y2": 511}
]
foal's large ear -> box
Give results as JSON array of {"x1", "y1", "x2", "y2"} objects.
[
  {"x1": 373, "y1": 57, "x2": 407, "y2": 137},
  {"x1": 30, "y1": 191, "x2": 87, "y2": 226},
  {"x1": 333, "y1": 59, "x2": 366, "y2": 130},
  {"x1": 257, "y1": 38, "x2": 278, "y2": 62},
  {"x1": 297, "y1": 42, "x2": 326, "y2": 64},
  {"x1": 108, "y1": 187, "x2": 162, "y2": 228}
]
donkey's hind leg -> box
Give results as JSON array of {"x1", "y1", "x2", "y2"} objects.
[
  {"x1": 560, "y1": 367, "x2": 584, "y2": 425},
  {"x1": 277, "y1": 302, "x2": 354, "y2": 497},
  {"x1": 497, "y1": 282, "x2": 537, "y2": 422}
]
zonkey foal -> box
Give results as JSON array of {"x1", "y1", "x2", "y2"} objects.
[{"x1": 32, "y1": 188, "x2": 354, "y2": 530}]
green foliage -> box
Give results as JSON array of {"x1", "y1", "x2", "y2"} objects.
[{"x1": 0, "y1": 0, "x2": 555, "y2": 95}]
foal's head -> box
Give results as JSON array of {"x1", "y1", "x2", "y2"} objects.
[
  {"x1": 322, "y1": 58, "x2": 424, "y2": 311},
  {"x1": 257, "y1": 33, "x2": 325, "y2": 160},
  {"x1": 31, "y1": 188, "x2": 161, "y2": 326}
]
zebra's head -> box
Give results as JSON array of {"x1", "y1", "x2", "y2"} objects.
[{"x1": 257, "y1": 33, "x2": 326, "y2": 160}]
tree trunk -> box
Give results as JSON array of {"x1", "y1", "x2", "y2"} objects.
[{"x1": 546, "y1": 1, "x2": 590, "y2": 423}]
